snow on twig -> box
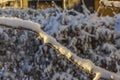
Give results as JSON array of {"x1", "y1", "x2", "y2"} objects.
[
  {"x1": 52, "y1": 72, "x2": 78, "y2": 80},
  {"x1": 0, "y1": 17, "x2": 120, "y2": 80},
  {"x1": 81, "y1": 0, "x2": 90, "y2": 16}
]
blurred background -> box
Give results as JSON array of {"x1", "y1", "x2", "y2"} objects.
[{"x1": 0, "y1": 0, "x2": 120, "y2": 16}]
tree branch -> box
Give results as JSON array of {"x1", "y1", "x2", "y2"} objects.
[
  {"x1": 100, "y1": 0, "x2": 120, "y2": 8},
  {"x1": 0, "y1": 17, "x2": 120, "y2": 80}
]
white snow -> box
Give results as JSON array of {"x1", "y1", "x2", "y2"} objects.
[
  {"x1": 0, "y1": 1, "x2": 120, "y2": 79},
  {"x1": 0, "y1": 17, "x2": 41, "y2": 33},
  {"x1": 0, "y1": 16, "x2": 120, "y2": 80},
  {"x1": 0, "y1": 28, "x2": 3, "y2": 34},
  {"x1": 52, "y1": 72, "x2": 78, "y2": 80},
  {"x1": 114, "y1": 14, "x2": 120, "y2": 32}
]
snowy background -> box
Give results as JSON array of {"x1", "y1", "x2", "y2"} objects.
[{"x1": 0, "y1": 8, "x2": 120, "y2": 80}]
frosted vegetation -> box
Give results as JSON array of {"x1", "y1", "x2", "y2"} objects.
[{"x1": 0, "y1": 1, "x2": 120, "y2": 80}]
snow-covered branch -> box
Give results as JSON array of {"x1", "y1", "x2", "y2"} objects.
[{"x1": 0, "y1": 17, "x2": 120, "y2": 80}]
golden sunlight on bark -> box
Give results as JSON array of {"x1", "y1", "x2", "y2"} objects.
[{"x1": 95, "y1": 0, "x2": 120, "y2": 16}]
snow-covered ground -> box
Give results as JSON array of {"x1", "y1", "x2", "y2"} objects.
[{"x1": 0, "y1": 8, "x2": 120, "y2": 80}]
